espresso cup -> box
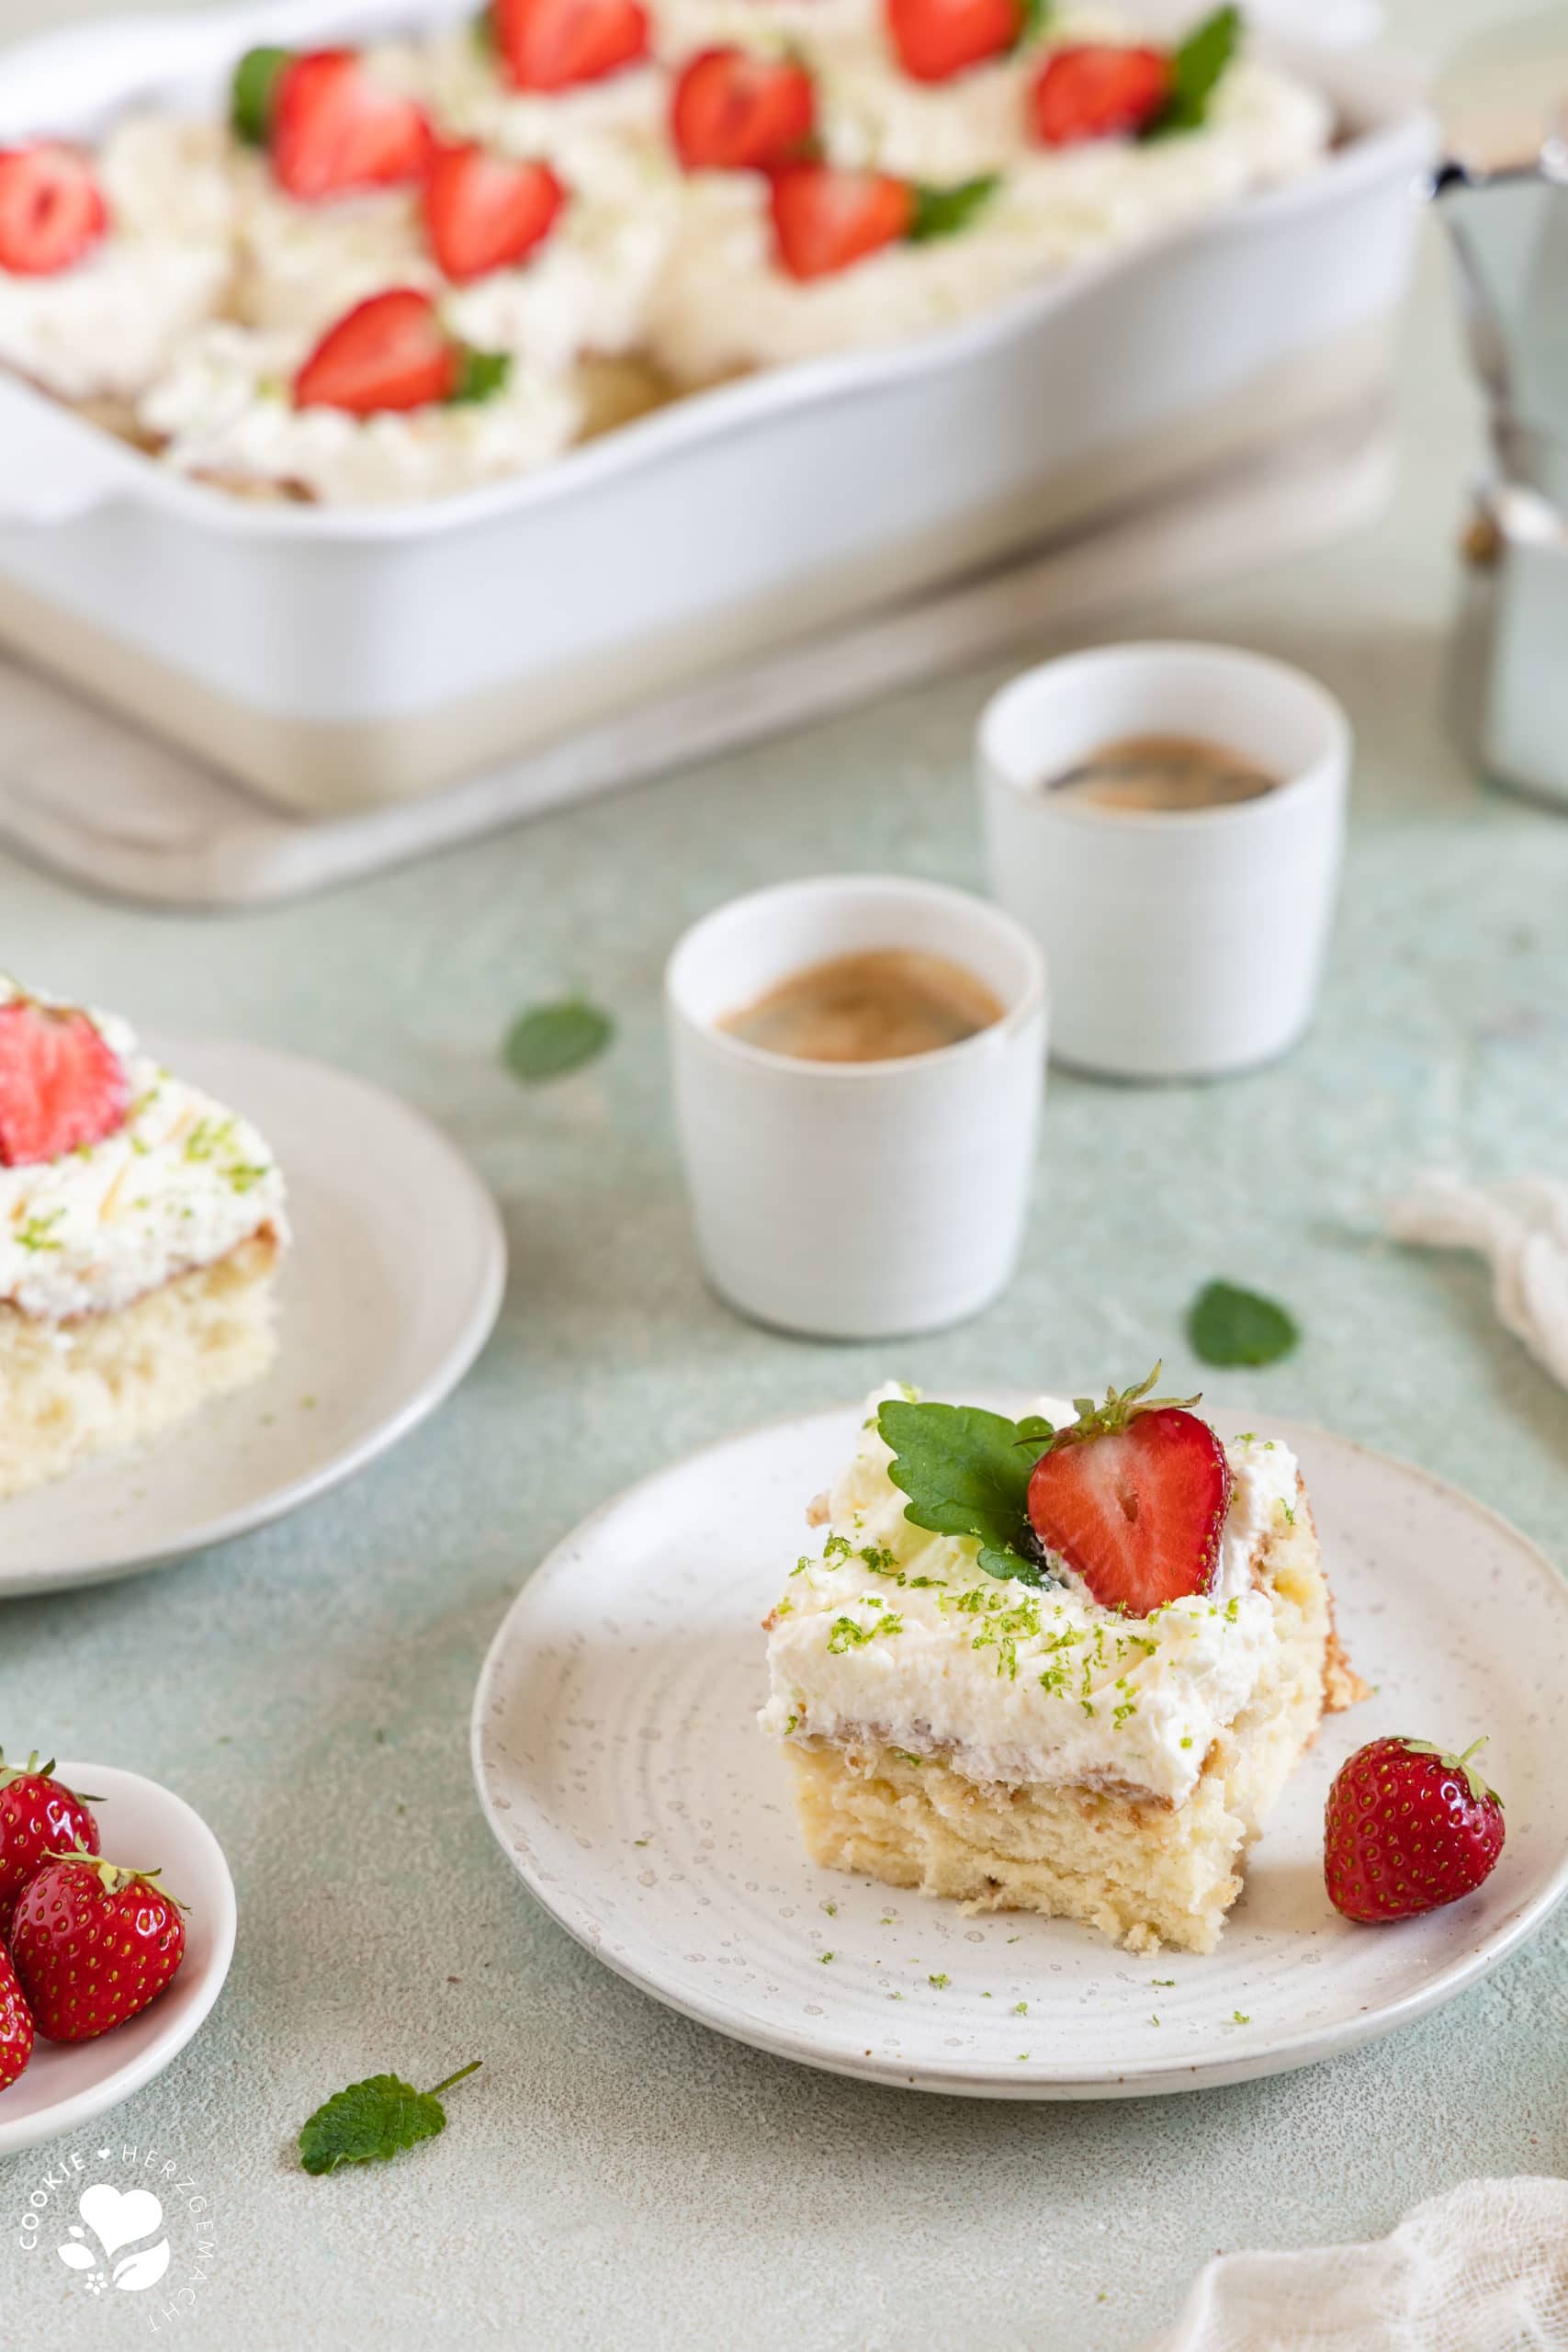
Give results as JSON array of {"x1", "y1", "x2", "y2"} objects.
[
  {"x1": 978, "y1": 642, "x2": 1351, "y2": 1080},
  {"x1": 666, "y1": 876, "x2": 1048, "y2": 1340}
]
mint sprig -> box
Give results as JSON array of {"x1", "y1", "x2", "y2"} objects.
[
  {"x1": 502, "y1": 998, "x2": 614, "y2": 1084},
  {"x1": 298, "y1": 2061, "x2": 481, "y2": 2177},
  {"x1": 231, "y1": 46, "x2": 292, "y2": 145},
  {"x1": 876, "y1": 1400, "x2": 1057, "y2": 1587},
  {"x1": 1188, "y1": 1280, "x2": 1298, "y2": 1368},
  {"x1": 908, "y1": 175, "x2": 1001, "y2": 244},
  {"x1": 448, "y1": 345, "x2": 513, "y2": 407},
  {"x1": 1143, "y1": 5, "x2": 1241, "y2": 140}
]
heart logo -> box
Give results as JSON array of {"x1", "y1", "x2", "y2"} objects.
[{"x1": 77, "y1": 2184, "x2": 164, "y2": 2259}]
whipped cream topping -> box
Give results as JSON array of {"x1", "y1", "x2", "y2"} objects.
[
  {"x1": 0, "y1": 984, "x2": 288, "y2": 1323},
  {"x1": 759, "y1": 1387, "x2": 1303, "y2": 1805}
]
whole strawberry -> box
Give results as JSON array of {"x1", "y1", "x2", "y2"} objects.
[
  {"x1": 0, "y1": 1750, "x2": 100, "y2": 1928},
  {"x1": 1325, "y1": 1736, "x2": 1505, "y2": 1924},
  {"x1": 0, "y1": 1943, "x2": 33, "y2": 2091},
  {"x1": 11, "y1": 1853, "x2": 185, "y2": 2042}
]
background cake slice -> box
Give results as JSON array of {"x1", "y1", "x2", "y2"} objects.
[
  {"x1": 0, "y1": 983, "x2": 288, "y2": 1501},
  {"x1": 761, "y1": 1376, "x2": 1365, "y2": 1954}
]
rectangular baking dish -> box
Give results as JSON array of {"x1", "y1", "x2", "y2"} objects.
[{"x1": 0, "y1": 0, "x2": 1438, "y2": 817}]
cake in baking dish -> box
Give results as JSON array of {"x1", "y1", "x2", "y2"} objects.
[
  {"x1": 761, "y1": 1373, "x2": 1365, "y2": 1953},
  {"x1": 0, "y1": 982, "x2": 288, "y2": 1500}
]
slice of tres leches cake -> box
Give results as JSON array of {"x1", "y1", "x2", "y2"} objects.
[
  {"x1": 761, "y1": 1372, "x2": 1365, "y2": 1955},
  {"x1": 0, "y1": 981, "x2": 288, "y2": 1501}
]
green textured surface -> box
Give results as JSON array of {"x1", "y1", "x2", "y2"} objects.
[{"x1": 4, "y1": 1, "x2": 1567, "y2": 2344}]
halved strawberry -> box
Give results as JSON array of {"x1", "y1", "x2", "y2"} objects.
[
  {"x1": 270, "y1": 49, "x2": 436, "y2": 202},
  {"x1": 294, "y1": 288, "x2": 457, "y2": 413},
  {"x1": 0, "y1": 997, "x2": 129, "y2": 1167},
  {"x1": 425, "y1": 145, "x2": 566, "y2": 283},
  {"x1": 493, "y1": 0, "x2": 651, "y2": 94},
  {"x1": 671, "y1": 49, "x2": 817, "y2": 174},
  {"x1": 0, "y1": 144, "x2": 107, "y2": 278},
  {"x1": 886, "y1": 0, "x2": 1023, "y2": 85},
  {"x1": 1026, "y1": 1370, "x2": 1232, "y2": 1615},
  {"x1": 1028, "y1": 42, "x2": 1172, "y2": 146},
  {"x1": 770, "y1": 164, "x2": 913, "y2": 280}
]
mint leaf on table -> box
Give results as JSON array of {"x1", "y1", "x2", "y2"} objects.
[
  {"x1": 1143, "y1": 5, "x2": 1241, "y2": 139},
  {"x1": 298, "y1": 2062, "x2": 481, "y2": 2177},
  {"x1": 502, "y1": 998, "x2": 614, "y2": 1085},
  {"x1": 1188, "y1": 1280, "x2": 1299, "y2": 1368},
  {"x1": 231, "y1": 45, "x2": 292, "y2": 144},
  {"x1": 876, "y1": 1400, "x2": 1057, "y2": 1587}
]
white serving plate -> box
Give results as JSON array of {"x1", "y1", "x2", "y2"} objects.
[
  {"x1": 0, "y1": 1763, "x2": 235, "y2": 2156},
  {"x1": 0, "y1": 4, "x2": 1437, "y2": 817},
  {"x1": 472, "y1": 1400, "x2": 1568, "y2": 2098}
]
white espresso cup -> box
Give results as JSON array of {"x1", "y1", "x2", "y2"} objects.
[
  {"x1": 666, "y1": 876, "x2": 1047, "y2": 1340},
  {"x1": 978, "y1": 642, "x2": 1351, "y2": 1080}
]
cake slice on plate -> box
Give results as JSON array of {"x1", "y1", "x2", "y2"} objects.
[
  {"x1": 0, "y1": 983, "x2": 288, "y2": 1500},
  {"x1": 761, "y1": 1373, "x2": 1364, "y2": 1954}
]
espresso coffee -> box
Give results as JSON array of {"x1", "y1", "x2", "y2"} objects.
[
  {"x1": 1048, "y1": 733, "x2": 1280, "y2": 812},
  {"x1": 721, "y1": 948, "x2": 1004, "y2": 1064}
]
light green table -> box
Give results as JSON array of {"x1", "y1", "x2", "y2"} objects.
[{"x1": 5, "y1": 3, "x2": 1566, "y2": 2344}]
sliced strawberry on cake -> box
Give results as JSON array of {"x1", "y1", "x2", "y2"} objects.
[
  {"x1": 293, "y1": 288, "x2": 512, "y2": 413},
  {"x1": 425, "y1": 146, "x2": 567, "y2": 284},
  {"x1": 886, "y1": 0, "x2": 1037, "y2": 86},
  {"x1": 769, "y1": 163, "x2": 997, "y2": 281},
  {"x1": 248, "y1": 47, "x2": 436, "y2": 201},
  {"x1": 671, "y1": 50, "x2": 817, "y2": 175},
  {"x1": 492, "y1": 0, "x2": 651, "y2": 95},
  {"x1": 1027, "y1": 6, "x2": 1240, "y2": 148},
  {"x1": 0, "y1": 145, "x2": 108, "y2": 278}
]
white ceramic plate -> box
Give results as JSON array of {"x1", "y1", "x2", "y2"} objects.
[
  {"x1": 472, "y1": 1400, "x2": 1568, "y2": 2098},
  {"x1": 0, "y1": 1036, "x2": 506, "y2": 1594},
  {"x1": 0, "y1": 1763, "x2": 236, "y2": 2155}
]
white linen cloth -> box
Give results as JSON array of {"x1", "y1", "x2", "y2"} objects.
[
  {"x1": 1143, "y1": 2177, "x2": 1568, "y2": 2351},
  {"x1": 1386, "y1": 1172, "x2": 1568, "y2": 1390}
]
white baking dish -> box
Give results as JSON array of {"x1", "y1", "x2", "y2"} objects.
[{"x1": 0, "y1": 1, "x2": 1437, "y2": 816}]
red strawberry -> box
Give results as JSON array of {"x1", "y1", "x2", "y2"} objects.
[
  {"x1": 1325, "y1": 1736, "x2": 1506, "y2": 1924},
  {"x1": 886, "y1": 0, "x2": 1022, "y2": 85},
  {"x1": 295, "y1": 288, "x2": 457, "y2": 413},
  {"x1": 0, "y1": 1946, "x2": 32, "y2": 2092},
  {"x1": 0, "y1": 143, "x2": 108, "y2": 277},
  {"x1": 1025, "y1": 1368, "x2": 1232, "y2": 1614},
  {"x1": 671, "y1": 49, "x2": 817, "y2": 174},
  {"x1": 494, "y1": 0, "x2": 650, "y2": 94},
  {"x1": 11, "y1": 1853, "x2": 186, "y2": 2043},
  {"x1": 270, "y1": 49, "x2": 435, "y2": 202},
  {"x1": 425, "y1": 145, "x2": 566, "y2": 283},
  {"x1": 1028, "y1": 42, "x2": 1171, "y2": 146},
  {"x1": 0, "y1": 1751, "x2": 100, "y2": 1929},
  {"x1": 0, "y1": 997, "x2": 129, "y2": 1167},
  {"x1": 770, "y1": 164, "x2": 914, "y2": 281}
]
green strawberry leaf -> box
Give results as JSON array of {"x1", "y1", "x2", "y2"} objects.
[
  {"x1": 876, "y1": 1400, "x2": 1056, "y2": 1587},
  {"x1": 1188, "y1": 1280, "x2": 1299, "y2": 1368},
  {"x1": 448, "y1": 345, "x2": 513, "y2": 407},
  {"x1": 908, "y1": 174, "x2": 1001, "y2": 244},
  {"x1": 231, "y1": 46, "x2": 292, "y2": 145},
  {"x1": 298, "y1": 2062, "x2": 481, "y2": 2177},
  {"x1": 1144, "y1": 4, "x2": 1241, "y2": 140},
  {"x1": 502, "y1": 998, "x2": 614, "y2": 1084}
]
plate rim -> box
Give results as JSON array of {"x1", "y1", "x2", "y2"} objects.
[
  {"x1": 0, "y1": 1761, "x2": 237, "y2": 2155},
  {"x1": 471, "y1": 1397, "x2": 1568, "y2": 2098},
  {"x1": 1, "y1": 1033, "x2": 508, "y2": 1593}
]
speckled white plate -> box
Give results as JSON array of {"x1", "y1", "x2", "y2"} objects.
[
  {"x1": 0, "y1": 1037, "x2": 506, "y2": 1594},
  {"x1": 0, "y1": 1763, "x2": 236, "y2": 2155},
  {"x1": 472, "y1": 1400, "x2": 1568, "y2": 2098}
]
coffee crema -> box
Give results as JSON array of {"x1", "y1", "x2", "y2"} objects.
[
  {"x1": 720, "y1": 948, "x2": 1004, "y2": 1065},
  {"x1": 1047, "y1": 732, "x2": 1280, "y2": 812}
]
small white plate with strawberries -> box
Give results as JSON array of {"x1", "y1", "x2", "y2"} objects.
[{"x1": 0, "y1": 1756, "x2": 236, "y2": 2155}]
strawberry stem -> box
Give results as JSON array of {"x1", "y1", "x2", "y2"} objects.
[
  {"x1": 43, "y1": 1851, "x2": 187, "y2": 1905},
  {"x1": 425, "y1": 2060, "x2": 482, "y2": 2099}
]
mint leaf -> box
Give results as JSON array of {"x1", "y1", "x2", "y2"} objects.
[
  {"x1": 502, "y1": 998, "x2": 614, "y2": 1084},
  {"x1": 877, "y1": 1400, "x2": 1055, "y2": 1587},
  {"x1": 1188, "y1": 1280, "x2": 1298, "y2": 1368},
  {"x1": 449, "y1": 345, "x2": 513, "y2": 407},
  {"x1": 231, "y1": 46, "x2": 291, "y2": 145},
  {"x1": 298, "y1": 2062, "x2": 480, "y2": 2177},
  {"x1": 908, "y1": 175, "x2": 1000, "y2": 244},
  {"x1": 1015, "y1": 0, "x2": 1052, "y2": 43},
  {"x1": 1144, "y1": 5, "x2": 1241, "y2": 139},
  {"x1": 471, "y1": 4, "x2": 497, "y2": 51}
]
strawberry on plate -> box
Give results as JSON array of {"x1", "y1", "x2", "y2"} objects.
[
  {"x1": 269, "y1": 49, "x2": 436, "y2": 202},
  {"x1": 1325, "y1": 1736, "x2": 1506, "y2": 1924},
  {"x1": 493, "y1": 0, "x2": 651, "y2": 95},
  {"x1": 1027, "y1": 42, "x2": 1171, "y2": 145},
  {"x1": 671, "y1": 49, "x2": 817, "y2": 174},
  {"x1": 0, "y1": 996, "x2": 129, "y2": 1168},
  {"x1": 769, "y1": 163, "x2": 996, "y2": 281},
  {"x1": 0, "y1": 1946, "x2": 32, "y2": 2093},
  {"x1": 1025, "y1": 1366, "x2": 1232, "y2": 1614},
  {"x1": 886, "y1": 0, "x2": 1030, "y2": 85},
  {"x1": 11, "y1": 1851, "x2": 186, "y2": 2043},
  {"x1": 425, "y1": 145, "x2": 566, "y2": 284},
  {"x1": 293, "y1": 288, "x2": 512, "y2": 415},
  {"x1": 0, "y1": 1751, "x2": 100, "y2": 1929},
  {"x1": 0, "y1": 143, "x2": 108, "y2": 278}
]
